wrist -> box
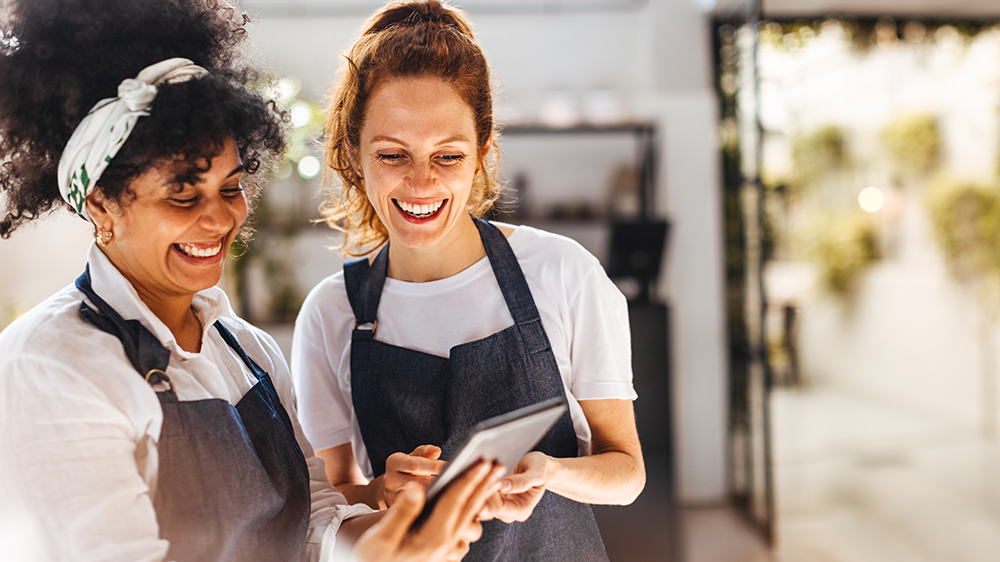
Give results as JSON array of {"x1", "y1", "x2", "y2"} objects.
[
  {"x1": 373, "y1": 474, "x2": 388, "y2": 510},
  {"x1": 539, "y1": 453, "x2": 562, "y2": 491},
  {"x1": 546, "y1": 454, "x2": 558, "y2": 481}
]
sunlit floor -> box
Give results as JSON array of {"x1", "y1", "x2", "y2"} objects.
[{"x1": 771, "y1": 385, "x2": 1000, "y2": 562}]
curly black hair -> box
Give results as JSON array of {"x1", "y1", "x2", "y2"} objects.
[{"x1": 0, "y1": 0, "x2": 287, "y2": 238}]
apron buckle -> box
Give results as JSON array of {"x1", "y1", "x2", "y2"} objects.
[
  {"x1": 353, "y1": 318, "x2": 378, "y2": 337},
  {"x1": 145, "y1": 369, "x2": 175, "y2": 393}
]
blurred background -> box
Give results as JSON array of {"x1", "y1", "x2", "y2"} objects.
[{"x1": 5, "y1": 0, "x2": 1000, "y2": 560}]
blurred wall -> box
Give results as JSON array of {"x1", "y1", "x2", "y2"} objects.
[{"x1": 0, "y1": 214, "x2": 92, "y2": 327}]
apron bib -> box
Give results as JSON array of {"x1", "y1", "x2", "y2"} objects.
[
  {"x1": 346, "y1": 218, "x2": 609, "y2": 562},
  {"x1": 76, "y1": 267, "x2": 310, "y2": 562}
]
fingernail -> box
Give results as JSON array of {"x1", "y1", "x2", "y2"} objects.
[{"x1": 500, "y1": 480, "x2": 512, "y2": 493}]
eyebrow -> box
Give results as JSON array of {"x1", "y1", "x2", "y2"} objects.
[
  {"x1": 370, "y1": 135, "x2": 473, "y2": 145},
  {"x1": 166, "y1": 163, "x2": 244, "y2": 194}
]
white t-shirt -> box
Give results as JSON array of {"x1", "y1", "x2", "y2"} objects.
[
  {"x1": 291, "y1": 224, "x2": 636, "y2": 479},
  {"x1": 0, "y1": 244, "x2": 371, "y2": 561}
]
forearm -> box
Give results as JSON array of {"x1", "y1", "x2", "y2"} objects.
[
  {"x1": 336, "y1": 510, "x2": 386, "y2": 543},
  {"x1": 545, "y1": 449, "x2": 645, "y2": 505},
  {"x1": 336, "y1": 478, "x2": 385, "y2": 510}
]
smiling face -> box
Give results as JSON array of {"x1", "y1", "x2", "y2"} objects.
[
  {"x1": 88, "y1": 138, "x2": 247, "y2": 306},
  {"x1": 354, "y1": 75, "x2": 485, "y2": 251}
]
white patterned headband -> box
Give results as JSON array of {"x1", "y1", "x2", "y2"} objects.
[{"x1": 57, "y1": 58, "x2": 209, "y2": 221}]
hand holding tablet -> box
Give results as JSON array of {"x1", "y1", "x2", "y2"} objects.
[{"x1": 414, "y1": 397, "x2": 568, "y2": 526}]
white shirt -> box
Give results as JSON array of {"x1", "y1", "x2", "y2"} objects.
[
  {"x1": 292, "y1": 224, "x2": 636, "y2": 479},
  {"x1": 0, "y1": 244, "x2": 372, "y2": 561}
]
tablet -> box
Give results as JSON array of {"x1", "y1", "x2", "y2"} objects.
[{"x1": 416, "y1": 397, "x2": 568, "y2": 522}]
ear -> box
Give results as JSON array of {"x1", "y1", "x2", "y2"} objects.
[{"x1": 84, "y1": 187, "x2": 117, "y2": 231}]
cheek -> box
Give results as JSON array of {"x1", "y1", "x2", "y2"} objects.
[
  {"x1": 233, "y1": 194, "x2": 249, "y2": 225},
  {"x1": 364, "y1": 171, "x2": 400, "y2": 203}
]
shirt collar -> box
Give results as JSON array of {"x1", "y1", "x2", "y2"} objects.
[{"x1": 86, "y1": 242, "x2": 233, "y2": 357}]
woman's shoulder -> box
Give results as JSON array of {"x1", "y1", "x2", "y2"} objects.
[
  {"x1": 293, "y1": 268, "x2": 355, "y2": 336},
  {"x1": 501, "y1": 222, "x2": 602, "y2": 278},
  {"x1": 0, "y1": 283, "x2": 154, "y2": 404},
  {"x1": 0, "y1": 283, "x2": 91, "y2": 358},
  {"x1": 503, "y1": 223, "x2": 599, "y2": 261}
]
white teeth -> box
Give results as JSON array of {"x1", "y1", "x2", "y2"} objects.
[
  {"x1": 177, "y1": 242, "x2": 222, "y2": 258},
  {"x1": 396, "y1": 200, "x2": 444, "y2": 217}
]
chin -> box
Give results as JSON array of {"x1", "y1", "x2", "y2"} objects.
[{"x1": 392, "y1": 231, "x2": 448, "y2": 249}]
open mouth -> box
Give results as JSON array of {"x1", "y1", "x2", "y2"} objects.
[
  {"x1": 174, "y1": 241, "x2": 223, "y2": 258},
  {"x1": 395, "y1": 199, "x2": 445, "y2": 219}
]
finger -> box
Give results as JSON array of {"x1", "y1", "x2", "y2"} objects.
[
  {"x1": 371, "y1": 482, "x2": 424, "y2": 547},
  {"x1": 411, "y1": 444, "x2": 443, "y2": 460},
  {"x1": 453, "y1": 462, "x2": 506, "y2": 527},
  {"x1": 425, "y1": 460, "x2": 495, "y2": 531},
  {"x1": 446, "y1": 539, "x2": 473, "y2": 562},
  {"x1": 459, "y1": 518, "x2": 484, "y2": 544},
  {"x1": 501, "y1": 470, "x2": 545, "y2": 494},
  {"x1": 384, "y1": 471, "x2": 438, "y2": 492},
  {"x1": 388, "y1": 451, "x2": 447, "y2": 476},
  {"x1": 479, "y1": 492, "x2": 503, "y2": 522}
]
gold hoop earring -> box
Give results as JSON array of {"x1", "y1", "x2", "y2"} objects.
[{"x1": 96, "y1": 228, "x2": 113, "y2": 247}]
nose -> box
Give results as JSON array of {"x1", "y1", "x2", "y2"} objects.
[
  {"x1": 199, "y1": 192, "x2": 242, "y2": 232},
  {"x1": 408, "y1": 160, "x2": 435, "y2": 193}
]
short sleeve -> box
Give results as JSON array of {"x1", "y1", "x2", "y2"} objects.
[
  {"x1": 566, "y1": 265, "x2": 637, "y2": 401},
  {"x1": 291, "y1": 280, "x2": 357, "y2": 452}
]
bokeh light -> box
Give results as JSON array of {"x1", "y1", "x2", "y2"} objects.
[
  {"x1": 858, "y1": 186, "x2": 884, "y2": 213},
  {"x1": 297, "y1": 155, "x2": 321, "y2": 179},
  {"x1": 290, "y1": 101, "x2": 313, "y2": 129}
]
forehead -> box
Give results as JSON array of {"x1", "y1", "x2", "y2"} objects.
[
  {"x1": 362, "y1": 75, "x2": 475, "y2": 141},
  {"x1": 132, "y1": 141, "x2": 242, "y2": 192}
]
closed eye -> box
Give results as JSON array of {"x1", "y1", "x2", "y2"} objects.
[
  {"x1": 437, "y1": 154, "x2": 466, "y2": 164},
  {"x1": 376, "y1": 153, "x2": 407, "y2": 164},
  {"x1": 221, "y1": 183, "x2": 244, "y2": 197}
]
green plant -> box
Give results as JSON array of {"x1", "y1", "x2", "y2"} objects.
[
  {"x1": 791, "y1": 125, "x2": 847, "y2": 189},
  {"x1": 926, "y1": 177, "x2": 1000, "y2": 291},
  {"x1": 806, "y1": 212, "x2": 879, "y2": 295},
  {"x1": 759, "y1": 18, "x2": 996, "y2": 55},
  {"x1": 881, "y1": 114, "x2": 941, "y2": 178}
]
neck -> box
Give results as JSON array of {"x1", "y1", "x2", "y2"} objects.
[
  {"x1": 386, "y1": 214, "x2": 485, "y2": 283},
  {"x1": 101, "y1": 247, "x2": 205, "y2": 353},
  {"x1": 133, "y1": 284, "x2": 203, "y2": 354}
]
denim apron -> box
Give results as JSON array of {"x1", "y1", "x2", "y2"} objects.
[
  {"x1": 75, "y1": 266, "x2": 311, "y2": 562},
  {"x1": 345, "y1": 218, "x2": 609, "y2": 562}
]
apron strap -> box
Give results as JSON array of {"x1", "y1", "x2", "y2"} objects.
[
  {"x1": 213, "y1": 320, "x2": 265, "y2": 383},
  {"x1": 76, "y1": 266, "x2": 172, "y2": 379},
  {"x1": 76, "y1": 266, "x2": 272, "y2": 391},
  {"x1": 214, "y1": 320, "x2": 304, "y2": 457},
  {"x1": 343, "y1": 245, "x2": 389, "y2": 326},
  {"x1": 472, "y1": 217, "x2": 545, "y2": 325}
]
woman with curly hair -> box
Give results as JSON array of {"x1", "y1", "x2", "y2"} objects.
[
  {"x1": 292, "y1": 1, "x2": 646, "y2": 560},
  {"x1": 0, "y1": 0, "x2": 502, "y2": 560}
]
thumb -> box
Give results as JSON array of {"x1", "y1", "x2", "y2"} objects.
[
  {"x1": 411, "y1": 444, "x2": 443, "y2": 460},
  {"x1": 501, "y1": 471, "x2": 544, "y2": 495},
  {"x1": 371, "y1": 482, "x2": 424, "y2": 546}
]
